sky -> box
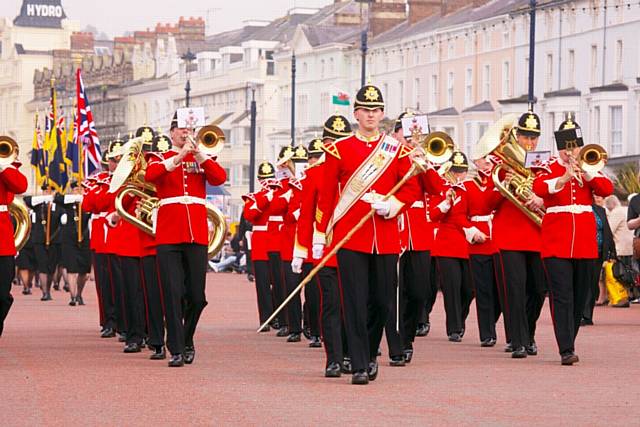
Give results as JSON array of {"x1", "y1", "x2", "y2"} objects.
[{"x1": 0, "y1": 0, "x2": 333, "y2": 37}]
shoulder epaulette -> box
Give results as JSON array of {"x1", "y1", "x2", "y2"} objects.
[
  {"x1": 398, "y1": 144, "x2": 416, "y2": 159},
  {"x1": 322, "y1": 141, "x2": 341, "y2": 160}
]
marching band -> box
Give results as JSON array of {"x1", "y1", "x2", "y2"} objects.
[{"x1": 1, "y1": 82, "x2": 615, "y2": 380}]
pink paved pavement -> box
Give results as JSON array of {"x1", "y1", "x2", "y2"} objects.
[{"x1": 1, "y1": 273, "x2": 639, "y2": 426}]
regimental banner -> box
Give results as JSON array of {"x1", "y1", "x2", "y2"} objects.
[{"x1": 13, "y1": 0, "x2": 67, "y2": 29}]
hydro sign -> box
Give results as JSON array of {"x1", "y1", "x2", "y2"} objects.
[
  {"x1": 13, "y1": 0, "x2": 67, "y2": 29},
  {"x1": 26, "y1": 4, "x2": 64, "y2": 18}
]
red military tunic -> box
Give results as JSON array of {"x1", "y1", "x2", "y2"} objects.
[
  {"x1": 315, "y1": 133, "x2": 419, "y2": 255},
  {"x1": 429, "y1": 182, "x2": 478, "y2": 259},
  {"x1": 294, "y1": 161, "x2": 337, "y2": 268},
  {"x1": 532, "y1": 157, "x2": 613, "y2": 259},
  {"x1": 145, "y1": 150, "x2": 226, "y2": 246},
  {"x1": 466, "y1": 173, "x2": 498, "y2": 256},
  {"x1": 243, "y1": 189, "x2": 274, "y2": 262},
  {"x1": 0, "y1": 161, "x2": 28, "y2": 256},
  {"x1": 267, "y1": 179, "x2": 288, "y2": 255},
  {"x1": 109, "y1": 192, "x2": 143, "y2": 258},
  {"x1": 81, "y1": 176, "x2": 109, "y2": 253},
  {"x1": 280, "y1": 177, "x2": 303, "y2": 262}
]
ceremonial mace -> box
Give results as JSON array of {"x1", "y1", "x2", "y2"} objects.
[{"x1": 257, "y1": 154, "x2": 429, "y2": 333}]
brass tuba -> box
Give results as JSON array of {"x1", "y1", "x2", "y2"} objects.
[
  {"x1": 186, "y1": 125, "x2": 225, "y2": 156},
  {"x1": 10, "y1": 198, "x2": 32, "y2": 251},
  {"x1": 109, "y1": 137, "x2": 227, "y2": 259},
  {"x1": 474, "y1": 114, "x2": 544, "y2": 226},
  {"x1": 0, "y1": 136, "x2": 19, "y2": 166}
]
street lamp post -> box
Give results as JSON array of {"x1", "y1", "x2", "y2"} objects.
[
  {"x1": 291, "y1": 52, "x2": 296, "y2": 146},
  {"x1": 249, "y1": 84, "x2": 257, "y2": 193},
  {"x1": 360, "y1": 28, "x2": 368, "y2": 87},
  {"x1": 181, "y1": 48, "x2": 196, "y2": 107},
  {"x1": 527, "y1": 0, "x2": 537, "y2": 109}
]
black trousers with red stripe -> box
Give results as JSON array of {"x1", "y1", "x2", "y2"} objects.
[
  {"x1": 400, "y1": 250, "x2": 432, "y2": 348},
  {"x1": 544, "y1": 257, "x2": 595, "y2": 356},
  {"x1": 93, "y1": 252, "x2": 115, "y2": 330},
  {"x1": 470, "y1": 254, "x2": 502, "y2": 342},
  {"x1": 435, "y1": 257, "x2": 473, "y2": 336},
  {"x1": 498, "y1": 250, "x2": 546, "y2": 349},
  {"x1": 120, "y1": 256, "x2": 145, "y2": 346},
  {"x1": 253, "y1": 260, "x2": 273, "y2": 324},
  {"x1": 141, "y1": 255, "x2": 164, "y2": 348},
  {"x1": 302, "y1": 263, "x2": 321, "y2": 337},
  {"x1": 492, "y1": 253, "x2": 510, "y2": 343},
  {"x1": 282, "y1": 261, "x2": 302, "y2": 334},
  {"x1": 108, "y1": 254, "x2": 127, "y2": 334},
  {"x1": 0, "y1": 256, "x2": 15, "y2": 337},
  {"x1": 268, "y1": 252, "x2": 287, "y2": 327}
]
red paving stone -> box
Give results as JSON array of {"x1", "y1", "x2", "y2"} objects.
[{"x1": 1, "y1": 273, "x2": 639, "y2": 426}]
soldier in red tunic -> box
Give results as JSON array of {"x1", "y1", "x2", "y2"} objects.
[
  {"x1": 0, "y1": 155, "x2": 28, "y2": 337},
  {"x1": 314, "y1": 85, "x2": 419, "y2": 385},
  {"x1": 532, "y1": 117, "x2": 613, "y2": 365},
  {"x1": 145, "y1": 111, "x2": 227, "y2": 367}
]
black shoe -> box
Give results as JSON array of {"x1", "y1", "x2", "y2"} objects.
[
  {"x1": 123, "y1": 343, "x2": 141, "y2": 353},
  {"x1": 309, "y1": 336, "x2": 322, "y2": 348},
  {"x1": 68, "y1": 298, "x2": 76, "y2": 306},
  {"x1": 150, "y1": 346, "x2": 166, "y2": 360},
  {"x1": 247, "y1": 274, "x2": 255, "y2": 282},
  {"x1": 351, "y1": 370, "x2": 369, "y2": 385},
  {"x1": 53, "y1": 284, "x2": 60, "y2": 291},
  {"x1": 341, "y1": 357, "x2": 352, "y2": 374},
  {"x1": 481, "y1": 338, "x2": 497, "y2": 347},
  {"x1": 63, "y1": 284, "x2": 70, "y2": 292},
  {"x1": 403, "y1": 348, "x2": 414, "y2": 363},
  {"x1": 511, "y1": 346, "x2": 527, "y2": 358},
  {"x1": 76, "y1": 296, "x2": 85, "y2": 305},
  {"x1": 286, "y1": 333, "x2": 301, "y2": 343},
  {"x1": 561, "y1": 352, "x2": 579, "y2": 366},
  {"x1": 258, "y1": 325, "x2": 270, "y2": 333},
  {"x1": 22, "y1": 289, "x2": 30, "y2": 295},
  {"x1": 580, "y1": 318, "x2": 594, "y2": 326},
  {"x1": 276, "y1": 326, "x2": 289, "y2": 337},
  {"x1": 270, "y1": 319, "x2": 280, "y2": 330},
  {"x1": 140, "y1": 338, "x2": 147, "y2": 349},
  {"x1": 168, "y1": 354, "x2": 184, "y2": 367},
  {"x1": 415, "y1": 323, "x2": 428, "y2": 337},
  {"x1": 100, "y1": 328, "x2": 116, "y2": 338},
  {"x1": 184, "y1": 346, "x2": 195, "y2": 364},
  {"x1": 389, "y1": 356, "x2": 406, "y2": 367},
  {"x1": 324, "y1": 362, "x2": 341, "y2": 378},
  {"x1": 526, "y1": 341, "x2": 538, "y2": 356},
  {"x1": 367, "y1": 360, "x2": 379, "y2": 381},
  {"x1": 118, "y1": 333, "x2": 127, "y2": 343},
  {"x1": 504, "y1": 342, "x2": 513, "y2": 353},
  {"x1": 302, "y1": 326, "x2": 311, "y2": 340},
  {"x1": 448, "y1": 333, "x2": 462, "y2": 342},
  {"x1": 459, "y1": 328, "x2": 465, "y2": 338}
]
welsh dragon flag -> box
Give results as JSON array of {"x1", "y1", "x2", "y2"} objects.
[{"x1": 332, "y1": 91, "x2": 350, "y2": 106}]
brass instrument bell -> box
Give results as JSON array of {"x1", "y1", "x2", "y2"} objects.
[{"x1": 0, "y1": 136, "x2": 19, "y2": 165}]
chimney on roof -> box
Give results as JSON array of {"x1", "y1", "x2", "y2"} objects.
[
  {"x1": 408, "y1": 0, "x2": 442, "y2": 25},
  {"x1": 442, "y1": 0, "x2": 489, "y2": 16},
  {"x1": 369, "y1": 0, "x2": 407, "y2": 37}
]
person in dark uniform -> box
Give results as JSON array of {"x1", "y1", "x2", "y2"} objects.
[
  {"x1": 15, "y1": 206, "x2": 37, "y2": 295},
  {"x1": 54, "y1": 181, "x2": 91, "y2": 306},
  {"x1": 145, "y1": 110, "x2": 227, "y2": 367},
  {"x1": 0, "y1": 153, "x2": 28, "y2": 337},
  {"x1": 532, "y1": 116, "x2": 613, "y2": 365}
]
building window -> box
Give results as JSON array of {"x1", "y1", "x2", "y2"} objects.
[
  {"x1": 546, "y1": 53, "x2": 553, "y2": 92},
  {"x1": 593, "y1": 106, "x2": 600, "y2": 141},
  {"x1": 567, "y1": 49, "x2": 575, "y2": 87},
  {"x1": 502, "y1": 61, "x2": 511, "y2": 98},
  {"x1": 414, "y1": 48, "x2": 420, "y2": 66},
  {"x1": 399, "y1": 80, "x2": 404, "y2": 111},
  {"x1": 242, "y1": 165, "x2": 250, "y2": 185},
  {"x1": 443, "y1": 126, "x2": 455, "y2": 141},
  {"x1": 448, "y1": 41, "x2": 454, "y2": 59},
  {"x1": 464, "y1": 122, "x2": 474, "y2": 155},
  {"x1": 478, "y1": 122, "x2": 489, "y2": 141},
  {"x1": 223, "y1": 168, "x2": 231, "y2": 186},
  {"x1": 615, "y1": 39, "x2": 623, "y2": 81},
  {"x1": 546, "y1": 113, "x2": 556, "y2": 153},
  {"x1": 610, "y1": 106, "x2": 623, "y2": 155},
  {"x1": 414, "y1": 78, "x2": 421, "y2": 110},
  {"x1": 590, "y1": 45, "x2": 598, "y2": 86},
  {"x1": 430, "y1": 74, "x2": 438, "y2": 111},
  {"x1": 482, "y1": 65, "x2": 490, "y2": 100},
  {"x1": 447, "y1": 72, "x2": 454, "y2": 107},
  {"x1": 465, "y1": 68, "x2": 473, "y2": 107},
  {"x1": 502, "y1": 28, "x2": 510, "y2": 48},
  {"x1": 320, "y1": 59, "x2": 325, "y2": 79}
]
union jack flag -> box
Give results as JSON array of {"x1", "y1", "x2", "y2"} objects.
[{"x1": 75, "y1": 68, "x2": 101, "y2": 178}]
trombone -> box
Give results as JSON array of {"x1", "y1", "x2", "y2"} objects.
[
  {"x1": 186, "y1": 125, "x2": 225, "y2": 156},
  {"x1": 565, "y1": 142, "x2": 608, "y2": 187},
  {"x1": 0, "y1": 136, "x2": 19, "y2": 166}
]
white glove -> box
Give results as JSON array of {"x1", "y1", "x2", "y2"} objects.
[
  {"x1": 291, "y1": 257, "x2": 304, "y2": 274},
  {"x1": 60, "y1": 213, "x2": 68, "y2": 225},
  {"x1": 312, "y1": 243, "x2": 324, "y2": 260},
  {"x1": 372, "y1": 199, "x2": 391, "y2": 217}
]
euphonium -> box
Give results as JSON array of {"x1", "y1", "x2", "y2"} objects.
[
  {"x1": 186, "y1": 125, "x2": 225, "y2": 156},
  {"x1": 9, "y1": 198, "x2": 32, "y2": 251},
  {"x1": 109, "y1": 136, "x2": 227, "y2": 259},
  {"x1": 474, "y1": 114, "x2": 544, "y2": 226},
  {"x1": 0, "y1": 135, "x2": 19, "y2": 166}
]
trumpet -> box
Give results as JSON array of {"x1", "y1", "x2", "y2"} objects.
[
  {"x1": 186, "y1": 125, "x2": 225, "y2": 156},
  {"x1": 0, "y1": 136, "x2": 19, "y2": 166},
  {"x1": 419, "y1": 131, "x2": 455, "y2": 165},
  {"x1": 566, "y1": 143, "x2": 608, "y2": 187}
]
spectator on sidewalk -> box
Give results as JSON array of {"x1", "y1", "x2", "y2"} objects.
[{"x1": 209, "y1": 233, "x2": 236, "y2": 273}]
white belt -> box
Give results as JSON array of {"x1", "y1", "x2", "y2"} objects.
[
  {"x1": 253, "y1": 225, "x2": 268, "y2": 232},
  {"x1": 95, "y1": 212, "x2": 109, "y2": 219},
  {"x1": 159, "y1": 196, "x2": 207, "y2": 207},
  {"x1": 546, "y1": 205, "x2": 592, "y2": 215},
  {"x1": 0, "y1": 205, "x2": 7, "y2": 212},
  {"x1": 268, "y1": 216, "x2": 283, "y2": 222},
  {"x1": 410, "y1": 201, "x2": 425, "y2": 208},
  {"x1": 471, "y1": 215, "x2": 492, "y2": 222}
]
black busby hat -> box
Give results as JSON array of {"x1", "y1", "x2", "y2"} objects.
[
  {"x1": 516, "y1": 111, "x2": 541, "y2": 137},
  {"x1": 276, "y1": 145, "x2": 295, "y2": 166},
  {"x1": 292, "y1": 145, "x2": 308, "y2": 162},
  {"x1": 322, "y1": 114, "x2": 352, "y2": 140},
  {"x1": 135, "y1": 126, "x2": 156, "y2": 147},
  {"x1": 554, "y1": 114, "x2": 584, "y2": 150},
  {"x1": 307, "y1": 137, "x2": 324, "y2": 157},
  {"x1": 394, "y1": 110, "x2": 416, "y2": 133},
  {"x1": 257, "y1": 161, "x2": 276, "y2": 180},
  {"x1": 354, "y1": 85, "x2": 385, "y2": 111},
  {"x1": 150, "y1": 134, "x2": 172, "y2": 153},
  {"x1": 450, "y1": 150, "x2": 469, "y2": 173},
  {"x1": 106, "y1": 139, "x2": 125, "y2": 160},
  {"x1": 169, "y1": 111, "x2": 178, "y2": 130}
]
